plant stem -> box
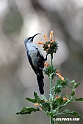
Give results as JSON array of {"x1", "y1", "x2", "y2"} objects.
[
  {"x1": 50, "y1": 54, "x2": 53, "y2": 95},
  {"x1": 50, "y1": 54, "x2": 53, "y2": 124},
  {"x1": 50, "y1": 54, "x2": 60, "y2": 124},
  {"x1": 50, "y1": 74, "x2": 52, "y2": 95}
]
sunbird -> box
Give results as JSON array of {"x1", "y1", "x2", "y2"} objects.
[{"x1": 24, "y1": 33, "x2": 46, "y2": 94}]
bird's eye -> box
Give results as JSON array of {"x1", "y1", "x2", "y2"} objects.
[{"x1": 28, "y1": 37, "x2": 32, "y2": 40}]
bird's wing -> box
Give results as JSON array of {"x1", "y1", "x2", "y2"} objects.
[
  {"x1": 27, "y1": 51, "x2": 37, "y2": 74},
  {"x1": 34, "y1": 46, "x2": 45, "y2": 69}
]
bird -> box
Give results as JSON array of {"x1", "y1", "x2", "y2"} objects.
[{"x1": 24, "y1": 33, "x2": 46, "y2": 94}]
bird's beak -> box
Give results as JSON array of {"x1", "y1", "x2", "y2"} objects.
[{"x1": 32, "y1": 33, "x2": 41, "y2": 40}]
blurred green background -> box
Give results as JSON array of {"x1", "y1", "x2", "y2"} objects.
[{"x1": 0, "y1": 0, "x2": 83, "y2": 124}]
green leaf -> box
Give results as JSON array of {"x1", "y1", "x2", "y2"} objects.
[
  {"x1": 16, "y1": 107, "x2": 39, "y2": 115},
  {"x1": 71, "y1": 90, "x2": 75, "y2": 96},
  {"x1": 34, "y1": 92, "x2": 42, "y2": 103},
  {"x1": 74, "y1": 83, "x2": 80, "y2": 88},
  {"x1": 42, "y1": 102, "x2": 50, "y2": 112},
  {"x1": 52, "y1": 101, "x2": 58, "y2": 109},
  {"x1": 52, "y1": 85, "x2": 63, "y2": 94},
  {"x1": 56, "y1": 78, "x2": 68, "y2": 87},
  {"x1": 26, "y1": 97, "x2": 37, "y2": 103},
  {"x1": 56, "y1": 97, "x2": 63, "y2": 106},
  {"x1": 42, "y1": 95, "x2": 48, "y2": 101},
  {"x1": 44, "y1": 65, "x2": 52, "y2": 76},
  {"x1": 61, "y1": 109, "x2": 83, "y2": 118},
  {"x1": 70, "y1": 80, "x2": 75, "y2": 85},
  {"x1": 44, "y1": 66, "x2": 56, "y2": 79},
  {"x1": 75, "y1": 98, "x2": 83, "y2": 101},
  {"x1": 47, "y1": 111, "x2": 54, "y2": 116}
]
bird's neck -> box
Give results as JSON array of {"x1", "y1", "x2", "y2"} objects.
[{"x1": 25, "y1": 42, "x2": 34, "y2": 50}]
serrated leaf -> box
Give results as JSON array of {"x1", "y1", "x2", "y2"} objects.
[
  {"x1": 26, "y1": 97, "x2": 37, "y2": 103},
  {"x1": 62, "y1": 109, "x2": 83, "y2": 118},
  {"x1": 75, "y1": 98, "x2": 83, "y2": 101},
  {"x1": 16, "y1": 107, "x2": 39, "y2": 115},
  {"x1": 34, "y1": 92, "x2": 42, "y2": 103}
]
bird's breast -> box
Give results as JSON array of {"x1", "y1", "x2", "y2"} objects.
[
  {"x1": 26, "y1": 43, "x2": 44, "y2": 69},
  {"x1": 26, "y1": 43, "x2": 37, "y2": 52},
  {"x1": 30, "y1": 52, "x2": 39, "y2": 68},
  {"x1": 26, "y1": 44, "x2": 39, "y2": 67}
]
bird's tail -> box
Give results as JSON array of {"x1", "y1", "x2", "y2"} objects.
[{"x1": 37, "y1": 72, "x2": 44, "y2": 94}]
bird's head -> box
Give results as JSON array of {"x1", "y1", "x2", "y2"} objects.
[{"x1": 24, "y1": 33, "x2": 40, "y2": 44}]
